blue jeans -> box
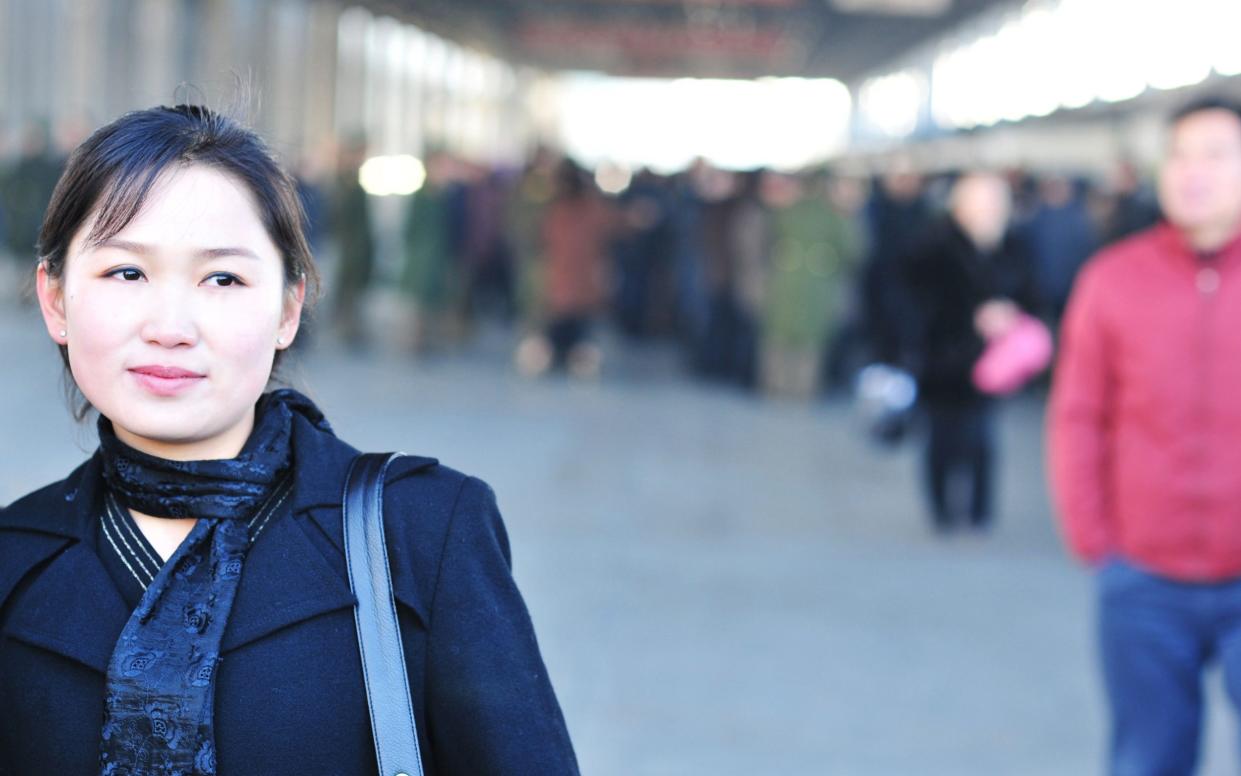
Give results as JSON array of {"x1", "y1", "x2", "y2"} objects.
[{"x1": 1098, "y1": 558, "x2": 1241, "y2": 775}]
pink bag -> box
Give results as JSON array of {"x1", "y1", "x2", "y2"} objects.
[{"x1": 972, "y1": 314, "x2": 1053, "y2": 396}]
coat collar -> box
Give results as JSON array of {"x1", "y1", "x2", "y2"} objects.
[
  {"x1": 286, "y1": 413, "x2": 438, "y2": 628},
  {"x1": 2, "y1": 541, "x2": 131, "y2": 673},
  {"x1": 1153, "y1": 220, "x2": 1241, "y2": 270},
  {"x1": 0, "y1": 412, "x2": 439, "y2": 545},
  {"x1": 286, "y1": 412, "x2": 438, "y2": 554},
  {"x1": 2, "y1": 499, "x2": 362, "y2": 673},
  {"x1": 0, "y1": 412, "x2": 439, "y2": 674},
  {"x1": 0, "y1": 453, "x2": 105, "y2": 544}
]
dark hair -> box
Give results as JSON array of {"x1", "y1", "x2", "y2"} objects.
[
  {"x1": 1170, "y1": 95, "x2": 1241, "y2": 127},
  {"x1": 38, "y1": 103, "x2": 321, "y2": 418}
]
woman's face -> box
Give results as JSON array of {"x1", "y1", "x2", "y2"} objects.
[{"x1": 36, "y1": 164, "x2": 304, "y2": 461}]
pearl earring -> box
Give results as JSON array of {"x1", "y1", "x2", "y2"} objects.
[
  {"x1": 58, "y1": 329, "x2": 67, "y2": 339},
  {"x1": 276, "y1": 336, "x2": 285, "y2": 346}
]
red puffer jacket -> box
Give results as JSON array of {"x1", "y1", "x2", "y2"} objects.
[{"x1": 1050, "y1": 223, "x2": 1241, "y2": 581}]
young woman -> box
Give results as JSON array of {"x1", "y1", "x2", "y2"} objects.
[{"x1": 0, "y1": 105, "x2": 579, "y2": 775}]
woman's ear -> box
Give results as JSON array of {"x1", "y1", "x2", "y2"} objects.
[
  {"x1": 35, "y1": 263, "x2": 69, "y2": 345},
  {"x1": 276, "y1": 277, "x2": 306, "y2": 350}
]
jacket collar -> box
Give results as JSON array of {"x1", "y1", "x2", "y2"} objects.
[
  {"x1": 1154, "y1": 220, "x2": 1241, "y2": 269},
  {"x1": 0, "y1": 412, "x2": 439, "y2": 674},
  {"x1": 285, "y1": 413, "x2": 438, "y2": 628},
  {"x1": 0, "y1": 412, "x2": 438, "y2": 546},
  {"x1": 287, "y1": 412, "x2": 437, "y2": 554},
  {"x1": 0, "y1": 453, "x2": 105, "y2": 544},
  {"x1": 2, "y1": 494, "x2": 361, "y2": 673}
]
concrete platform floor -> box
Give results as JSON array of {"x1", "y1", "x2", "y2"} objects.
[{"x1": 2, "y1": 299, "x2": 1237, "y2": 775}]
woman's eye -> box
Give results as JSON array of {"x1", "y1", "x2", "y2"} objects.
[
  {"x1": 108, "y1": 267, "x2": 145, "y2": 282},
  {"x1": 205, "y1": 273, "x2": 244, "y2": 288}
]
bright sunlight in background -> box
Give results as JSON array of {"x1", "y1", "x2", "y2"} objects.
[
  {"x1": 553, "y1": 74, "x2": 853, "y2": 173},
  {"x1": 358, "y1": 154, "x2": 427, "y2": 196},
  {"x1": 862, "y1": 0, "x2": 1241, "y2": 136}
]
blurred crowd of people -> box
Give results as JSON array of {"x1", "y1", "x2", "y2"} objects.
[
  {"x1": 313, "y1": 149, "x2": 867, "y2": 390},
  {"x1": 288, "y1": 145, "x2": 1162, "y2": 536},
  {"x1": 0, "y1": 116, "x2": 1162, "y2": 411},
  {"x1": 306, "y1": 143, "x2": 1161, "y2": 400}
]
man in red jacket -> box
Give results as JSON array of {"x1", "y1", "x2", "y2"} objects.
[{"x1": 1050, "y1": 97, "x2": 1241, "y2": 776}]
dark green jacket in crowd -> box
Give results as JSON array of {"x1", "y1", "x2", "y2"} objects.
[
  {"x1": 2, "y1": 153, "x2": 62, "y2": 260},
  {"x1": 401, "y1": 184, "x2": 453, "y2": 309},
  {"x1": 764, "y1": 197, "x2": 858, "y2": 349},
  {"x1": 505, "y1": 172, "x2": 553, "y2": 324},
  {"x1": 332, "y1": 172, "x2": 375, "y2": 295}
]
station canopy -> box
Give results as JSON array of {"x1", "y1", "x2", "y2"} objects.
[{"x1": 366, "y1": 0, "x2": 1005, "y2": 80}]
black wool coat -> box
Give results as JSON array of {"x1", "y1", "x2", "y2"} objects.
[
  {"x1": 0, "y1": 412, "x2": 580, "y2": 775},
  {"x1": 904, "y1": 217, "x2": 1037, "y2": 405}
]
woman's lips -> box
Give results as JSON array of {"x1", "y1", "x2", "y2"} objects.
[{"x1": 129, "y1": 366, "x2": 206, "y2": 396}]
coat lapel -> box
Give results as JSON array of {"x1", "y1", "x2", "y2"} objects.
[
  {"x1": 1, "y1": 455, "x2": 132, "y2": 674},
  {"x1": 3, "y1": 542, "x2": 132, "y2": 674},
  {"x1": 221, "y1": 505, "x2": 357, "y2": 653},
  {"x1": 287, "y1": 414, "x2": 438, "y2": 628},
  {"x1": 1, "y1": 414, "x2": 441, "y2": 669},
  {"x1": 222, "y1": 414, "x2": 437, "y2": 651}
]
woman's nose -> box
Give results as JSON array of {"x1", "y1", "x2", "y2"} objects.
[{"x1": 139, "y1": 293, "x2": 199, "y2": 348}]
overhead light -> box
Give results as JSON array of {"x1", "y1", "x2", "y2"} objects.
[
  {"x1": 859, "y1": 69, "x2": 925, "y2": 137},
  {"x1": 595, "y1": 163, "x2": 633, "y2": 195},
  {"x1": 359, "y1": 155, "x2": 427, "y2": 196}
]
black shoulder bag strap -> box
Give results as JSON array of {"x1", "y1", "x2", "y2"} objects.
[{"x1": 343, "y1": 452, "x2": 425, "y2": 776}]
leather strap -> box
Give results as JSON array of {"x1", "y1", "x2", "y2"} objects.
[{"x1": 343, "y1": 452, "x2": 424, "y2": 776}]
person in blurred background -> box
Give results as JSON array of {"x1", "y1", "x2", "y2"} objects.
[
  {"x1": 401, "y1": 151, "x2": 458, "y2": 353},
  {"x1": 507, "y1": 150, "x2": 556, "y2": 344},
  {"x1": 759, "y1": 170, "x2": 856, "y2": 399},
  {"x1": 1103, "y1": 158, "x2": 1162, "y2": 244},
  {"x1": 906, "y1": 172, "x2": 1035, "y2": 534},
  {"x1": 689, "y1": 162, "x2": 744, "y2": 382},
  {"x1": 523, "y1": 159, "x2": 614, "y2": 378},
  {"x1": 330, "y1": 133, "x2": 374, "y2": 348},
  {"x1": 726, "y1": 169, "x2": 772, "y2": 390},
  {"x1": 861, "y1": 165, "x2": 930, "y2": 368},
  {"x1": 294, "y1": 147, "x2": 333, "y2": 269},
  {"x1": 290, "y1": 147, "x2": 334, "y2": 352},
  {"x1": 1021, "y1": 174, "x2": 1097, "y2": 328},
  {"x1": 822, "y1": 172, "x2": 872, "y2": 394},
  {"x1": 670, "y1": 160, "x2": 713, "y2": 365},
  {"x1": 460, "y1": 166, "x2": 515, "y2": 326},
  {"x1": 1051, "y1": 97, "x2": 1241, "y2": 776},
  {"x1": 1, "y1": 120, "x2": 62, "y2": 289},
  {"x1": 613, "y1": 168, "x2": 675, "y2": 339}
]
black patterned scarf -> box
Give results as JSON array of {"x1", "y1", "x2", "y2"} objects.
[{"x1": 96, "y1": 389, "x2": 331, "y2": 776}]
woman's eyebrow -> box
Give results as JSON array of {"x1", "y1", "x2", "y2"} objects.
[
  {"x1": 93, "y1": 238, "x2": 260, "y2": 261},
  {"x1": 196, "y1": 246, "x2": 261, "y2": 261},
  {"x1": 94, "y1": 237, "x2": 152, "y2": 255}
]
